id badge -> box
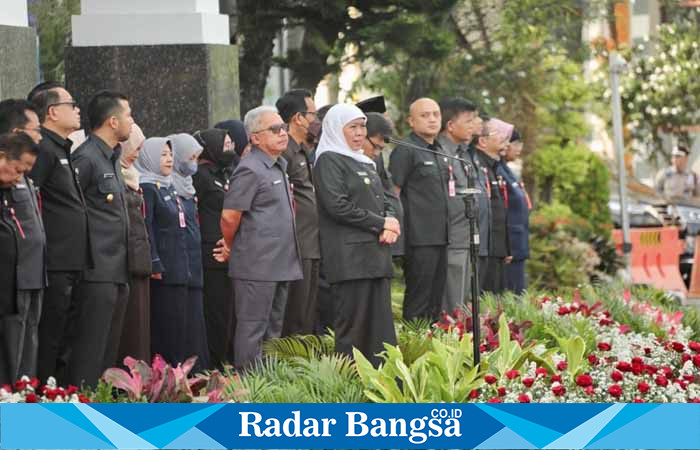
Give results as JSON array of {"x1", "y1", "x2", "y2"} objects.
[
  {"x1": 179, "y1": 211, "x2": 187, "y2": 228},
  {"x1": 448, "y1": 179, "x2": 456, "y2": 197}
]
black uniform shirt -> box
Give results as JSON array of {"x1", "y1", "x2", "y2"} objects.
[
  {"x1": 476, "y1": 149, "x2": 510, "y2": 258},
  {"x1": 282, "y1": 137, "x2": 321, "y2": 259},
  {"x1": 192, "y1": 162, "x2": 228, "y2": 270},
  {"x1": 223, "y1": 147, "x2": 302, "y2": 282},
  {"x1": 388, "y1": 132, "x2": 449, "y2": 247},
  {"x1": 72, "y1": 135, "x2": 130, "y2": 284},
  {"x1": 28, "y1": 127, "x2": 89, "y2": 271},
  {"x1": 5, "y1": 176, "x2": 47, "y2": 290},
  {"x1": 0, "y1": 197, "x2": 18, "y2": 314},
  {"x1": 314, "y1": 152, "x2": 394, "y2": 283}
]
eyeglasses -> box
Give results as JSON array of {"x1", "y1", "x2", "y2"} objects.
[
  {"x1": 252, "y1": 123, "x2": 289, "y2": 135},
  {"x1": 19, "y1": 127, "x2": 42, "y2": 134},
  {"x1": 368, "y1": 137, "x2": 385, "y2": 152},
  {"x1": 48, "y1": 101, "x2": 78, "y2": 110}
]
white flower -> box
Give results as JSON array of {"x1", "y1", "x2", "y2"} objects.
[
  {"x1": 498, "y1": 97, "x2": 506, "y2": 105},
  {"x1": 481, "y1": 90, "x2": 490, "y2": 97}
]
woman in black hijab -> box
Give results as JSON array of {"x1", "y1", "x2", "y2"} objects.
[{"x1": 192, "y1": 127, "x2": 244, "y2": 368}]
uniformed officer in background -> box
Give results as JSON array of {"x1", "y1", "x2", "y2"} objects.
[
  {"x1": 0, "y1": 132, "x2": 44, "y2": 383},
  {"x1": 220, "y1": 106, "x2": 302, "y2": 371},
  {"x1": 276, "y1": 89, "x2": 322, "y2": 337},
  {"x1": 655, "y1": 145, "x2": 699, "y2": 200},
  {"x1": 389, "y1": 98, "x2": 449, "y2": 321},
  {"x1": 474, "y1": 119, "x2": 513, "y2": 294},
  {"x1": 27, "y1": 83, "x2": 90, "y2": 384},
  {"x1": 436, "y1": 98, "x2": 483, "y2": 313},
  {"x1": 68, "y1": 90, "x2": 133, "y2": 387}
]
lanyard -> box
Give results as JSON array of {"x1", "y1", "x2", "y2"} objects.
[
  {"x1": 498, "y1": 176, "x2": 508, "y2": 208},
  {"x1": 175, "y1": 195, "x2": 186, "y2": 228},
  {"x1": 520, "y1": 181, "x2": 533, "y2": 210},
  {"x1": 482, "y1": 167, "x2": 491, "y2": 198},
  {"x1": 9, "y1": 207, "x2": 25, "y2": 239}
]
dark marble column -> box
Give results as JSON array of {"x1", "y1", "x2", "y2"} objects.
[
  {"x1": 0, "y1": 25, "x2": 38, "y2": 100},
  {"x1": 64, "y1": 44, "x2": 239, "y2": 137}
]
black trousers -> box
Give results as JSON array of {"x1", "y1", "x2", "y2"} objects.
[
  {"x1": 333, "y1": 278, "x2": 396, "y2": 367},
  {"x1": 233, "y1": 280, "x2": 288, "y2": 371},
  {"x1": 402, "y1": 245, "x2": 447, "y2": 321},
  {"x1": 185, "y1": 287, "x2": 211, "y2": 372},
  {"x1": 66, "y1": 282, "x2": 128, "y2": 387},
  {"x1": 479, "y1": 256, "x2": 505, "y2": 294},
  {"x1": 202, "y1": 268, "x2": 235, "y2": 369},
  {"x1": 505, "y1": 259, "x2": 527, "y2": 294},
  {"x1": 1, "y1": 289, "x2": 42, "y2": 383},
  {"x1": 150, "y1": 282, "x2": 188, "y2": 366},
  {"x1": 282, "y1": 258, "x2": 320, "y2": 337},
  {"x1": 37, "y1": 270, "x2": 82, "y2": 384}
]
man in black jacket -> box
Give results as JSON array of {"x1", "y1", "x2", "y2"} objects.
[
  {"x1": 28, "y1": 83, "x2": 90, "y2": 383},
  {"x1": 388, "y1": 98, "x2": 449, "y2": 321},
  {"x1": 68, "y1": 90, "x2": 133, "y2": 387}
]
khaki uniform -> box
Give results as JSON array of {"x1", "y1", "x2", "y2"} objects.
[{"x1": 655, "y1": 167, "x2": 700, "y2": 199}]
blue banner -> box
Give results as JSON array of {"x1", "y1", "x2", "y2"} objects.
[{"x1": 2, "y1": 403, "x2": 699, "y2": 449}]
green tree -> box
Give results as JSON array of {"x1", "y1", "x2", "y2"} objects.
[{"x1": 30, "y1": 0, "x2": 80, "y2": 82}]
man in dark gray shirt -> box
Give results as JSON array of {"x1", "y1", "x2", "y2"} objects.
[
  {"x1": 69, "y1": 90, "x2": 134, "y2": 387},
  {"x1": 436, "y1": 99, "x2": 483, "y2": 313},
  {"x1": 221, "y1": 105, "x2": 302, "y2": 370}
]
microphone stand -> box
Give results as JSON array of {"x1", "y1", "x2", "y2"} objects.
[{"x1": 385, "y1": 136, "x2": 482, "y2": 367}]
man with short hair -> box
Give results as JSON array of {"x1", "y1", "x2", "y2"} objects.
[
  {"x1": 0, "y1": 132, "x2": 44, "y2": 383},
  {"x1": 0, "y1": 100, "x2": 42, "y2": 145},
  {"x1": 276, "y1": 89, "x2": 321, "y2": 336},
  {"x1": 475, "y1": 120, "x2": 513, "y2": 294},
  {"x1": 27, "y1": 83, "x2": 90, "y2": 384},
  {"x1": 655, "y1": 145, "x2": 699, "y2": 200},
  {"x1": 68, "y1": 90, "x2": 133, "y2": 386},
  {"x1": 220, "y1": 105, "x2": 302, "y2": 370},
  {"x1": 436, "y1": 98, "x2": 483, "y2": 312},
  {"x1": 389, "y1": 98, "x2": 449, "y2": 320}
]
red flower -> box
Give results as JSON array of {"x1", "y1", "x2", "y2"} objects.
[
  {"x1": 616, "y1": 361, "x2": 632, "y2": 372},
  {"x1": 77, "y1": 394, "x2": 91, "y2": 403},
  {"x1": 25, "y1": 393, "x2": 38, "y2": 403},
  {"x1": 637, "y1": 382, "x2": 650, "y2": 394},
  {"x1": 683, "y1": 374, "x2": 695, "y2": 383},
  {"x1": 576, "y1": 374, "x2": 593, "y2": 387},
  {"x1": 661, "y1": 366, "x2": 674, "y2": 378},
  {"x1": 522, "y1": 377, "x2": 535, "y2": 387},
  {"x1": 631, "y1": 361, "x2": 644, "y2": 375},
  {"x1": 689, "y1": 341, "x2": 700, "y2": 352},
  {"x1": 484, "y1": 374, "x2": 498, "y2": 384},
  {"x1": 599, "y1": 317, "x2": 614, "y2": 326},
  {"x1": 535, "y1": 367, "x2": 549, "y2": 377},
  {"x1": 487, "y1": 397, "x2": 502, "y2": 403},
  {"x1": 551, "y1": 374, "x2": 562, "y2": 383},
  {"x1": 479, "y1": 344, "x2": 487, "y2": 353},
  {"x1": 66, "y1": 385, "x2": 78, "y2": 395},
  {"x1": 597, "y1": 342, "x2": 611, "y2": 351},
  {"x1": 674, "y1": 379, "x2": 687, "y2": 390},
  {"x1": 672, "y1": 342, "x2": 685, "y2": 352},
  {"x1": 633, "y1": 397, "x2": 645, "y2": 403},
  {"x1": 469, "y1": 389, "x2": 480, "y2": 399},
  {"x1": 682, "y1": 353, "x2": 691, "y2": 363},
  {"x1": 2, "y1": 384, "x2": 12, "y2": 393},
  {"x1": 551, "y1": 384, "x2": 566, "y2": 396},
  {"x1": 557, "y1": 361, "x2": 568, "y2": 371},
  {"x1": 690, "y1": 398, "x2": 700, "y2": 403},
  {"x1": 29, "y1": 377, "x2": 40, "y2": 388},
  {"x1": 693, "y1": 354, "x2": 700, "y2": 368},
  {"x1": 14, "y1": 380, "x2": 27, "y2": 391},
  {"x1": 498, "y1": 387, "x2": 507, "y2": 397},
  {"x1": 585, "y1": 385, "x2": 595, "y2": 395},
  {"x1": 655, "y1": 375, "x2": 668, "y2": 387},
  {"x1": 644, "y1": 347, "x2": 652, "y2": 356},
  {"x1": 505, "y1": 370, "x2": 520, "y2": 380},
  {"x1": 518, "y1": 394, "x2": 531, "y2": 403},
  {"x1": 632, "y1": 357, "x2": 643, "y2": 364},
  {"x1": 608, "y1": 384, "x2": 622, "y2": 398},
  {"x1": 611, "y1": 371, "x2": 624, "y2": 382},
  {"x1": 587, "y1": 354, "x2": 598, "y2": 365},
  {"x1": 557, "y1": 306, "x2": 570, "y2": 316},
  {"x1": 644, "y1": 365, "x2": 658, "y2": 375}
]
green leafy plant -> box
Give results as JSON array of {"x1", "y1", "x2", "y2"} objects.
[{"x1": 263, "y1": 333, "x2": 335, "y2": 361}]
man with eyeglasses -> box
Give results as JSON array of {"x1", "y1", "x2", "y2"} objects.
[
  {"x1": 436, "y1": 98, "x2": 483, "y2": 313},
  {"x1": 275, "y1": 89, "x2": 322, "y2": 337},
  {"x1": 220, "y1": 105, "x2": 302, "y2": 370},
  {"x1": 27, "y1": 82, "x2": 90, "y2": 384}
]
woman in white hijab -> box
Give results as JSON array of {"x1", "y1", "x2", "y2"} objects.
[
  {"x1": 167, "y1": 133, "x2": 210, "y2": 371},
  {"x1": 313, "y1": 104, "x2": 400, "y2": 367},
  {"x1": 117, "y1": 124, "x2": 152, "y2": 363}
]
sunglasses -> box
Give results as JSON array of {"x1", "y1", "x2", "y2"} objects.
[{"x1": 253, "y1": 123, "x2": 289, "y2": 135}]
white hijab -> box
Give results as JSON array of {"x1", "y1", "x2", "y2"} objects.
[{"x1": 314, "y1": 104, "x2": 375, "y2": 168}]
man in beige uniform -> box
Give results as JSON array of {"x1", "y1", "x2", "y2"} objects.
[{"x1": 655, "y1": 145, "x2": 699, "y2": 200}]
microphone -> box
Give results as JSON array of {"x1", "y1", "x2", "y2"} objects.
[{"x1": 384, "y1": 136, "x2": 480, "y2": 195}]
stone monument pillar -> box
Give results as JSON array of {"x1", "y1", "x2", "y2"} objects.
[
  {"x1": 0, "y1": 0, "x2": 38, "y2": 99},
  {"x1": 65, "y1": 0, "x2": 239, "y2": 137}
]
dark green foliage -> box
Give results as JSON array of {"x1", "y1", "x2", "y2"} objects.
[{"x1": 29, "y1": 0, "x2": 80, "y2": 82}]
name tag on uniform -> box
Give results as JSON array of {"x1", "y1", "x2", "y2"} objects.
[
  {"x1": 16, "y1": 183, "x2": 27, "y2": 189},
  {"x1": 512, "y1": 182, "x2": 519, "y2": 187},
  {"x1": 299, "y1": 162, "x2": 306, "y2": 167},
  {"x1": 423, "y1": 161, "x2": 435, "y2": 166},
  {"x1": 164, "y1": 195, "x2": 172, "y2": 201},
  {"x1": 103, "y1": 173, "x2": 115, "y2": 179},
  {"x1": 491, "y1": 181, "x2": 498, "y2": 185},
  {"x1": 273, "y1": 180, "x2": 283, "y2": 185},
  {"x1": 60, "y1": 158, "x2": 69, "y2": 165},
  {"x1": 357, "y1": 171, "x2": 368, "y2": 176},
  {"x1": 214, "y1": 180, "x2": 223, "y2": 188}
]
